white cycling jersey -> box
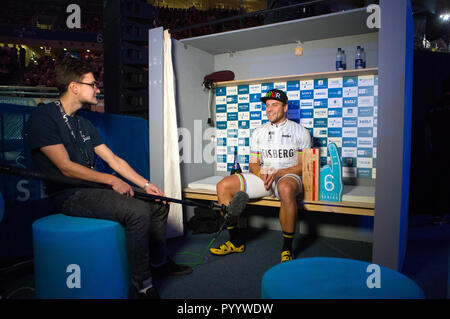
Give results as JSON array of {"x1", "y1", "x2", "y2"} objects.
[{"x1": 250, "y1": 119, "x2": 311, "y2": 170}]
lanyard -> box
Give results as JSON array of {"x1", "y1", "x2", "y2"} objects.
[{"x1": 56, "y1": 100, "x2": 94, "y2": 169}]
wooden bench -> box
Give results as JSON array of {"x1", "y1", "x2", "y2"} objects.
[{"x1": 183, "y1": 187, "x2": 375, "y2": 217}]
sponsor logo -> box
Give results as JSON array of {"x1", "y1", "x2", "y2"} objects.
[
  {"x1": 216, "y1": 96, "x2": 226, "y2": 104},
  {"x1": 250, "y1": 111, "x2": 261, "y2": 120},
  {"x1": 249, "y1": 85, "x2": 261, "y2": 93},
  {"x1": 343, "y1": 77, "x2": 358, "y2": 87},
  {"x1": 300, "y1": 80, "x2": 314, "y2": 90},
  {"x1": 226, "y1": 86, "x2": 237, "y2": 95},
  {"x1": 343, "y1": 97, "x2": 358, "y2": 106},
  {"x1": 238, "y1": 95, "x2": 249, "y2": 103},
  {"x1": 287, "y1": 81, "x2": 300, "y2": 91},
  {"x1": 216, "y1": 104, "x2": 227, "y2": 113},
  {"x1": 314, "y1": 89, "x2": 328, "y2": 99},
  {"x1": 216, "y1": 87, "x2": 227, "y2": 96},
  {"x1": 262, "y1": 148, "x2": 295, "y2": 159},
  {"x1": 227, "y1": 112, "x2": 238, "y2": 121},
  {"x1": 343, "y1": 118, "x2": 358, "y2": 127},
  {"x1": 227, "y1": 95, "x2": 238, "y2": 104},
  {"x1": 238, "y1": 85, "x2": 249, "y2": 94},
  {"x1": 314, "y1": 79, "x2": 328, "y2": 89},
  {"x1": 261, "y1": 83, "x2": 274, "y2": 92},
  {"x1": 300, "y1": 100, "x2": 313, "y2": 108},
  {"x1": 300, "y1": 90, "x2": 314, "y2": 99}
]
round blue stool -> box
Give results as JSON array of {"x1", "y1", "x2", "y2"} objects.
[
  {"x1": 33, "y1": 214, "x2": 130, "y2": 299},
  {"x1": 261, "y1": 257, "x2": 425, "y2": 299}
]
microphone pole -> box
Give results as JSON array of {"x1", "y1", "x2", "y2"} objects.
[
  {"x1": 210, "y1": 191, "x2": 249, "y2": 243},
  {"x1": 0, "y1": 164, "x2": 216, "y2": 210},
  {"x1": 211, "y1": 206, "x2": 232, "y2": 243}
]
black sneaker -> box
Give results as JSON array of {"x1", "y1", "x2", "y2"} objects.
[
  {"x1": 132, "y1": 286, "x2": 160, "y2": 299},
  {"x1": 151, "y1": 258, "x2": 193, "y2": 276}
]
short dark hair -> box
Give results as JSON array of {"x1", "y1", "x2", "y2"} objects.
[{"x1": 54, "y1": 58, "x2": 93, "y2": 95}]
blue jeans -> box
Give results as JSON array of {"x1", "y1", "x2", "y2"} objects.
[{"x1": 61, "y1": 188, "x2": 169, "y2": 289}]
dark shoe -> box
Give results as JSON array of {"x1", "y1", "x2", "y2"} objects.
[
  {"x1": 151, "y1": 258, "x2": 193, "y2": 276},
  {"x1": 132, "y1": 286, "x2": 160, "y2": 299}
]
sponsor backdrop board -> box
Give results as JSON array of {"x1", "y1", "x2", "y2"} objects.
[{"x1": 215, "y1": 73, "x2": 378, "y2": 180}]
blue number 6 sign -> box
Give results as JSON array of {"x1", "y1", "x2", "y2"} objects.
[{"x1": 320, "y1": 143, "x2": 343, "y2": 202}]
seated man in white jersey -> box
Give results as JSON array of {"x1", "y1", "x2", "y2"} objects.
[{"x1": 210, "y1": 89, "x2": 311, "y2": 263}]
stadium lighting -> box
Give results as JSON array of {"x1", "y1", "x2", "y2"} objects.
[{"x1": 440, "y1": 13, "x2": 450, "y2": 21}]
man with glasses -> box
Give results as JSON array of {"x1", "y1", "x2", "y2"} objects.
[{"x1": 27, "y1": 58, "x2": 192, "y2": 299}]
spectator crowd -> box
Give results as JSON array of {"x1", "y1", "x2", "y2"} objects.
[
  {"x1": 0, "y1": 46, "x2": 104, "y2": 88},
  {"x1": 1, "y1": 5, "x2": 260, "y2": 87},
  {"x1": 18, "y1": 52, "x2": 104, "y2": 88},
  {"x1": 153, "y1": 6, "x2": 264, "y2": 39}
]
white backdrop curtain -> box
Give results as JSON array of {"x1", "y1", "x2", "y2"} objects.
[{"x1": 163, "y1": 30, "x2": 183, "y2": 238}]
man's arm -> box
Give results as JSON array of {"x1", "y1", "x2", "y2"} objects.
[
  {"x1": 94, "y1": 144, "x2": 166, "y2": 199},
  {"x1": 249, "y1": 156, "x2": 261, "y2": 177},
  {"x1": 41, "y1": 144, "x2": 133, "y2": 196}
]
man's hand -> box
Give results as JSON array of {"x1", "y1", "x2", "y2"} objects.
[
  {"x1": 144, "y1": 183, "x2": 168, "y2": 205},
  {"x1": 261, "y1": 167, "x2": 278, "y2": 190},
  {"x1": 110, "y1": 176, "x2": 134, "y2": 197}
]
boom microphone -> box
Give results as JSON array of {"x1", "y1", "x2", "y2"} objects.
[
  {"x1": 213, "y1": 191, "x2": 249, "y2": 240},
  {"x1": 223, "y1": 191, "x2": 249, "y2": 219}
]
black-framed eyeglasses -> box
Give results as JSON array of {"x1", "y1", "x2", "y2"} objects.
[{"x1": 75, "y1": 81, "x2": 100, "y2": 89}]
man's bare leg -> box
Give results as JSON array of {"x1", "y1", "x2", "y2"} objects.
[
  {"x1": 210, "y1": 175, "x2": 245, "y2": 255},
  {"x1": 216, "y1": 175, "x2": 241, "y2": 207},
  {"x1": 276, "y1": 177, "x2": 300, "y2": 262}
]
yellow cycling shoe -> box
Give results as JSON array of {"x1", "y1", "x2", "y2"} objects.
[
  {"x1": 209, "y1": 241, "x2": 245, "y2": 256},
  {"x1": 281, "y1": 250, "x2": 293, "y2": 263}
]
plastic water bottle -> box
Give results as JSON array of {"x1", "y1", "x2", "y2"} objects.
[
  {"x1": 361, "y1": 47, "x2": 366, "y2": 68},
  {"x1": 355, "y1": 46, "x2": 364, "y2": 69},
  {"x1": 336, "y1": 48, "x2": 344, "y2": 71},
  {"x1": 342, "y1": 50, "x2": 347, "y2": 70}
]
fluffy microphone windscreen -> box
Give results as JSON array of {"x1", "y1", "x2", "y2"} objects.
[{"x1": 227, "y1": 191, "x2": 249, "y2": 217}]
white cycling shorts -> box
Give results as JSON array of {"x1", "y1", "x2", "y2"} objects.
[{"x1": 235, "y1": 172, "x2": 303, "y2": 200}]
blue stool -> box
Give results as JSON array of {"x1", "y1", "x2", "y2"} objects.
[
  {"x1": 33, "y1": 214, "x2": 130, "y2": 299},
  {"x1": 261, "y1": 257, "x2": 425, "y2": 299}
]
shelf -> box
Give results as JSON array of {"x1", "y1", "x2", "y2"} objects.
[
  {"x1": 180, "y1": 8, "x2": 378, "y2": 55},
  {"x1": 213, "y1": 68, "x2": 378, "y2": 87}
]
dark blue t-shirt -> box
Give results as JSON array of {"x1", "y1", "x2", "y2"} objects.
[{"x1": 27, "y1": 102, "x2": 103, "y2": 196}]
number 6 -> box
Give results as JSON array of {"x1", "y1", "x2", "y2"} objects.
[{"x1": 324, "y1": 174, "x2": 334, "y2": 191}]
